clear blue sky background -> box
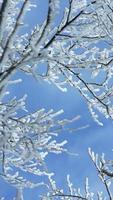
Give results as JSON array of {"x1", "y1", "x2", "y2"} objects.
[{"x1": 1, "y1": 0, "x2": 113, "y2": 199}]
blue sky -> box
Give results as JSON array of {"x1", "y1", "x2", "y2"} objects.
[{"x1": 1, "y1": 0, "x2": 113, "y2": 199}]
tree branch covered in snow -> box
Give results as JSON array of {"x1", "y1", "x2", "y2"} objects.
[
  {"x1": 41, "y1": 149, "x2": 113, "y2": 200},
  {"x1": 0, "y1": 93, "x2": 72, "y2": 197},
  {"x1": 0, "y1": 0, "x2": 113, "y2": 199},
  {"x1": 1, "y1": 0, "x2": 113, "y2": 123}
]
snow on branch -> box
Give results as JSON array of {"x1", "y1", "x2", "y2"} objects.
[
  {"x1": 1, "y1": 0, "x2": 113, "y2": 122},
  {"x1": 0, "y1": 95, "x2": 74, "y2": 189},
  {"x1": 1, "y1": 0, "x2": 113, "y2": 199}
]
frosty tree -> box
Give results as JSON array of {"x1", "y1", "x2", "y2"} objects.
[{"x1": 0, "y1": 0, "x2": 113, "y2": 199}]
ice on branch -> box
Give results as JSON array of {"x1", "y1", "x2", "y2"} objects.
[
  {"x1": 1, "y1": 0, "x2": 113, "y2": 199},
  {"x1": 0, "y1": 93, "x2": 74, "y2": 191},
  {"x1": 1, "y1": 0, "x2": 113, "y2": 122}
]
